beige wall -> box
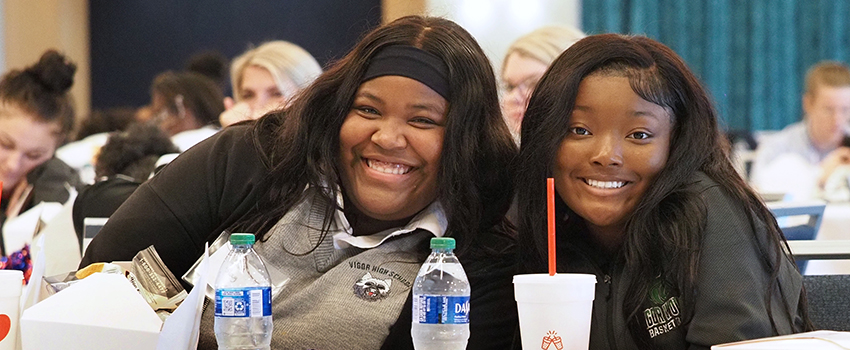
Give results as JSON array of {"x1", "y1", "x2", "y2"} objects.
[
  {"x1": 2, "y1": 0, "x2": 90, "y2": 121},
  {"x1": 380, "y1": 0, "x2": 580, "y2": 79},
  {"x1": 0, "y1": 0, "x2": 574, "y2": 125},
  {"x1": 382, "y1": 0, "x2": 426, "y2": 23},
  {"x1": 427, "y1": 0, "x2": 580, "y2": 74}
]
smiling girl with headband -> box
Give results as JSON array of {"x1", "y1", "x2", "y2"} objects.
[{"x1": 82, "y1": 16, "x2": 518, "y2": 349}]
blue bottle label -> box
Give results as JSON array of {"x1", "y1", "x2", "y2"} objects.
[
  {"x1": 412, "y1": 294, "x2": 470, "y2": 324},
  {"x1": 214, "y1": 286, "x2": 272, "y2": 317}
]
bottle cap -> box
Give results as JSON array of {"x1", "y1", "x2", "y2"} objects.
[
  {"x1": 430, "y1": 237, "x2": 455, "y2": 250},
  {"x1": 230, "y1": 233, "x2": 256, "y2": 246}
]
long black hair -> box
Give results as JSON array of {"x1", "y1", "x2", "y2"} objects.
[
  {"x1": 516, "y1": 34, "x2": 810, "y2": 346},
  {"x1": 234, "y1": 15, "x2": 517, "y2": 258}
]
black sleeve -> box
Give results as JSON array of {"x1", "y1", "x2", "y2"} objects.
[
  {"x1": 1, "y1": 158, "x2": 81, "y2": 256},
  {"x1": 26, "y1": 157, "x2": 82, "y2": 206},
  {"x1": 80, "y1": 124, "x2": 269, "y2": 279},
  {"x1": 71, "y1": 179, "x2": 140, "y2": 247},
  {"x1": 466, "y1": 254, "x2": 519, "y2": 349},
  {"x1": 685, "y1": 182, "x2": 802, "y2": 349}
]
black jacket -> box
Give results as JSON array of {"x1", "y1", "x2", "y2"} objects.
[
  {"x1": 1, "y1": 157, "x2": 82, "y2": 255},
  {"x1": 543, "y1": 173, "x2": 803, "y2": 350}
]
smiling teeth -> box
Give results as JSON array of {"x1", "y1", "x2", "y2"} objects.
[
  {"x1": 367, "y1": 159, "x2": 411, "y2": 175},
  {"x1": 586, "y1": 179, "x2": 626, "y2": 189}
]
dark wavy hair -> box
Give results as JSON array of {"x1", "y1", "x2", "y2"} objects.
[
  {"x1": 74, "y1": 107, "x2": 137, "y2": 141},
  {"x1": 0, "y1": 49, "x2": 76, "y2": 144},
  {"x1": 232, "y1": 16, "x2": 517, "y2": 258},
  {"x1": 516, "y1": 34, "x2": 810, "y2": 346},
  {"x1": 150, "y1": 71, "x2": 224, "y2": 127},
  {"x1": 95, "y1": 122, "x2": 179, "y2": 182}
]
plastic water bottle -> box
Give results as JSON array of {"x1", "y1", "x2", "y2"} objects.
[
  {"x1": 411, "y1": 237, "x2": 471, "y2": 350},
  {"x1": 214, "y1": 233, "x2": 273, "y2": 350}
]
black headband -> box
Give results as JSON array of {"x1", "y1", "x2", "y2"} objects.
[{"x1": 361, "y1": 45, "x2": 451, "y2": 99}]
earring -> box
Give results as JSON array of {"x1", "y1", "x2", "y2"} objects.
[{"x1": 175, "y1": 95, "x2": 186, "y2": 119}]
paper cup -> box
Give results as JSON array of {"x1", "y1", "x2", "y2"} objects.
[
  {"x1": 0, "y1": 270, "x2": 23, "y2": 350},
  {"x1": 513, "y1": 273, "x2": 596, "y2": 350}
]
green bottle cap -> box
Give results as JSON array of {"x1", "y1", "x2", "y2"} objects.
[
  {"x1": 230, "y1": 233, "x2": 256, "y2": 246},
  {"x1": 430, "y1": 237, "x2": 456, "y2": 250}
]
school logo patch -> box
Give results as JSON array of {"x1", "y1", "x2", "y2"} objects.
[
  {"x1": 353, "y1": 272, "x2": 392, "y2": 301},
  {"x1": 644, "y1": 280, "x2": 682, "y2": 338}
]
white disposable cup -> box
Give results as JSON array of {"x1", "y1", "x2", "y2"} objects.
[
  {"x1": 513, "y1": 273, "x2": 596, "y2": 350},
  {"x1": 0, "y1": 270, "x2": 23, "y2": 350}
]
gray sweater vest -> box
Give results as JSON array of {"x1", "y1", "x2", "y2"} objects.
[{"x1": 198, "y1": 191, "x2": 430, "y2": 349}]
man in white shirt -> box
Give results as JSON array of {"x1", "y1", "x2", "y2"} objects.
[{"x1": 751, "y1": 61, "x2": 850, "y2": 200}]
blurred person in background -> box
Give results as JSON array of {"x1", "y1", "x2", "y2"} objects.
[
  {"x1": 55, "y1": 107, "x2": 138, "y2": 184},
  {"x1": 149, "y1": 71, "x2": 225, "y2": 151},
  {"x1": 0, "y1": 49, "x2": 83, "y2": 255},
  {"x1": 72, "y1": 123, "x2": 178, "y2": 246},
  {"x1": 219, "y1": 40, "x2": 322, "y2": 127},
  {"x1": 185, "y1": 50, "x2": 230, "y2": 95},
  {"x1": 750, "y1": 61, "x2": 850, "y2": 200},
  {"x1": 72, "y1": 107, "x2": 138, "y2": 142},
  {"x1": 500, "y1": 25, "x2": 585, "y2": 143}
]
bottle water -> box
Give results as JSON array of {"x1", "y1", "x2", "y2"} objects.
[
  {"x1": 214, "y1": 233, "x2": 273, "y2": 350},
  {"x1": 411, "y1": 237, "x2": 471, "y2": 350}
]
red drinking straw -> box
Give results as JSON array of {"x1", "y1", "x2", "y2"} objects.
[{"x1": 547, "y1": 178, "x2": 556, "y2": 276}]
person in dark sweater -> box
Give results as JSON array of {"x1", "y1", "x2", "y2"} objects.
[
  {"x1": 82, "y1": 16, "x2": 518, "y2": 349},
  {"x1": 72, "y1": 122, "x2": 179, "y2": 247},
  {"x1": 515, "y1": 34, "x2": 812, "y2": 349},
  {"x1": 1, "y1": 50, "x2": 83, "y2": 256}
]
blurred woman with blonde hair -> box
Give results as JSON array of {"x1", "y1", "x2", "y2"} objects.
[
  {"x1": 219, "y1": 40, "x2": 322, "y2": 126},
  {"x1": 501, "y1": 25, "x2": 585, "y2": 142}
]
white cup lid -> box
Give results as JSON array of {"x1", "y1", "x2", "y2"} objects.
[
  {"x1": 0, "y1": 270, "x2": 24, "y2": 297},
  {"x1": 513, "y1": 273, "x2": 597, "y2": 303},
  {"x1": 513, "y1": 273, "x2": 597, "y2": 284}
]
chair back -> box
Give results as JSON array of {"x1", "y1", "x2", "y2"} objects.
[
  {"x1": 802, "y1": 274, "x2": 850, "y2": 331},
  {"x1": 768, "y1": 201, "x2": 827, "y2": 273},
  {"x1": 768, "y1": 201, "x2": 827, "y2": 237}
]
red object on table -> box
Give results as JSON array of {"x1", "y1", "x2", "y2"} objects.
[{"x1": 547, "y1": 178, "x2": 556, "y2": 276}]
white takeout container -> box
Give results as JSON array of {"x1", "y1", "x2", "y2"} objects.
[
  {"x1": 20, "y1": 273, "x2": 163, "y2": 349},
  {"x1": 20, "y1": 246, "x2": 209, "y2": 350}
]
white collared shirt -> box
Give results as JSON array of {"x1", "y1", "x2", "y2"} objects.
[{"x1": 328, "y1": 187, "x2": 448, "y2": 249}]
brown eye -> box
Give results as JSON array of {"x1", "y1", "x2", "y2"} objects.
[
  {"x1": 629, "y1": 131, "x2": 651, "y2": 140},
  {"x1": 354, "y1": 106, "x2": 380, "y2": 118},
  {"x1": 25, "y1": 152, "x2": 45, "y2": 161},
  {"x1": 570, "y1": 127, "x2": 590, "y2": 135},
  {"x1": 410, "y1": 117, "x2": 438, "y2": 126}
]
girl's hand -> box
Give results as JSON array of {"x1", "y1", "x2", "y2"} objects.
[
  {"x1": 819, "y1": 146, "x2": 850, "y2": 187},
  {"x1": 218, "y1": 98, "x2": 253, "y2": 127}
]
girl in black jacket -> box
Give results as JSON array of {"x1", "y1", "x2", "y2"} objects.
[{"x1": 515, "y1": 34, "x2": 811, "y2": 350}]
